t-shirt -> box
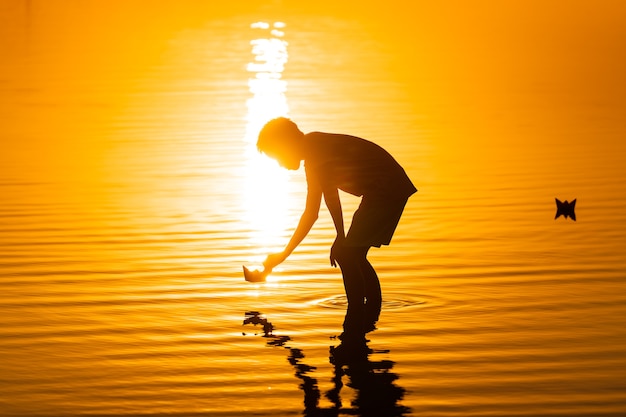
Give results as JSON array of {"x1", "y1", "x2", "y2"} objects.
[{"x1": 303, "y1": 132, "x2": 417, "y2": 199}]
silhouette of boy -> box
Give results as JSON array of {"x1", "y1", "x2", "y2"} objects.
[{"x1": 258, "y1": 118, "x2": 417, "y2": 343}]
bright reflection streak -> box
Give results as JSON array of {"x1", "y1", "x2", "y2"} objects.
[{"x1": 243, "y1": 22, "x2": 291, "y2": 270}]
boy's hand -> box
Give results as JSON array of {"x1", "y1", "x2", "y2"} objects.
[
  {"x1": 263, "y1": 251, "x2": 287, "y2": 271},
  {"x1": 330, "y1": 236, "x2": 344, "y2": 267}
]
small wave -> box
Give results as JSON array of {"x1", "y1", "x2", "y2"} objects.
[{"x1": 315, "y1": 294, "x2": 427, "y2": 310}]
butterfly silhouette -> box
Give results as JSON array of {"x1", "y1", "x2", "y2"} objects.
[{"x1": 555, "y1": 198, "x2": 576, "y2": 221}]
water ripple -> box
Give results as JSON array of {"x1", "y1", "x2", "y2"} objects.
[{"x1": 314, "y1": 294, "x2": 429, "y2": 311}]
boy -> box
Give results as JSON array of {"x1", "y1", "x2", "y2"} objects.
[{"x1": 257, "y1": 118, "x2": 417, "y2": 342}]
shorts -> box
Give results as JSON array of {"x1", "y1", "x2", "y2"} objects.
[{"x1": 344, "y1": 195, "x2": 410, "y2": 248}]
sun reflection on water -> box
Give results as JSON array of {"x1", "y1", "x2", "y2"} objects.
[{"x1": 243, "y1": 22, "x2": 291, "y2": 268}]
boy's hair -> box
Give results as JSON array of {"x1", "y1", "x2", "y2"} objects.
[{"x1": 257, "y1": 117, "x2": 302, "y2": 154}]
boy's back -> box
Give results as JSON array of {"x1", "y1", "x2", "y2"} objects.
[{"x1": 303, "y1": 132, "x2": 417, "y2": 199}]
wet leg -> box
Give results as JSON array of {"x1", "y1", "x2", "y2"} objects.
[
  {"x1": 355, "y1": 247, "x2": 381, "y2": 329},
  {"x1": 336, "y1": 247, "x2": 366, "y2": 342}
]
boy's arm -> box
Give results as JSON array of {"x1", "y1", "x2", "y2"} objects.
[
  {"x1": 323, "y1": 186, "x2": 344, "y2": 238},
  {"x1": 285, "y1": 178, "x2": 322, "y2": 256},
  {"x1": 263, "y1": 167, "x2": 322, "y2": 270},
  {"x1": 323, "y1": 186, "x2": 344, "y2": 267}
]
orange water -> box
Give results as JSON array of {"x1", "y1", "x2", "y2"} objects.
[{"x1": 2, "y1": 2, "x2": 626, "y2": 416}]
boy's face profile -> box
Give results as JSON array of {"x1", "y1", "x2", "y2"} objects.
[{"x1": 267, "y1": 147, "x2": 301, "y2": 171}]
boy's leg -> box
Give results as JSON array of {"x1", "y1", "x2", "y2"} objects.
[
  {"x1": 335, "y1": 246, "x2": 367, "y2": 341},
  {"x1": 359, "y1": 253, "x2": 382, "y2": 327}
]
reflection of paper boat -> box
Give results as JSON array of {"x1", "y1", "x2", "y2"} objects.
[{"x1": 243, "y1": 265, "x2": 268, "y2": 282}]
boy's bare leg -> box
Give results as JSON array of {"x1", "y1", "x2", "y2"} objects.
[
  {"x1": 336, "y1": 246, "x2": 376, "y2": 342},
  {"x1": 359, "y1": 251, "x2": 382, "y2": 329}
]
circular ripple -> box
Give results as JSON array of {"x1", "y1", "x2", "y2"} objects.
[{"x1": 315, "y1": 294, "x2": 427, "y2": 311}]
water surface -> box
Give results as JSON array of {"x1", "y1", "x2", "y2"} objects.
[{"x1": 2, "y1": 2, "x2": 626, "y2": 416}]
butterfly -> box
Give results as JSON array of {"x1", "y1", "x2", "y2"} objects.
[{"x1": 555, "y1": 198, "x2": 576, "y2": 221}]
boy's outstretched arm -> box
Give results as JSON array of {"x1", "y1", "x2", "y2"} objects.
[{"x1": 263, "y1": 170, "x2": 322, "y2": 270}]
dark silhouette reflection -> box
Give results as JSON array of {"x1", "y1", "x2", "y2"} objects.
[
  {"x1": 243, "y1": 310, "x2": 410, "y2": 416},
  {"x1": 555, "y1": 198, "x2": 577, "y2": 221}
]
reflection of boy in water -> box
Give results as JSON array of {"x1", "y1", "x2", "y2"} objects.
[{"x1": 258, "y1": 118, "x2": 417, "y2": 343}]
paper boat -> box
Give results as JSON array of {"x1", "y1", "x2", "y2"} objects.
[{"x1": 243, "y1": 265, "x2": 269, "y2": 282}]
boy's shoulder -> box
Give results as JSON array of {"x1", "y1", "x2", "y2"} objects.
[
  {"x1": 304, "y1": 131, "x2": 331, "y2": 140},
  {"x1": 305, "y1": 131, "x2": 368, "y2": 146},
  {"x1": 305, "y1": 132, "x2": 354, "y2": 156}
]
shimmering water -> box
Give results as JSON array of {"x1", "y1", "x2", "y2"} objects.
[{"x1": 2, "y1": 2, "x2": 626, "y2": 416}]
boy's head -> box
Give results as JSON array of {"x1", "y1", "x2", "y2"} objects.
[{"x1": 257, "y1": 117, "x2": 304, "y2": 170}]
